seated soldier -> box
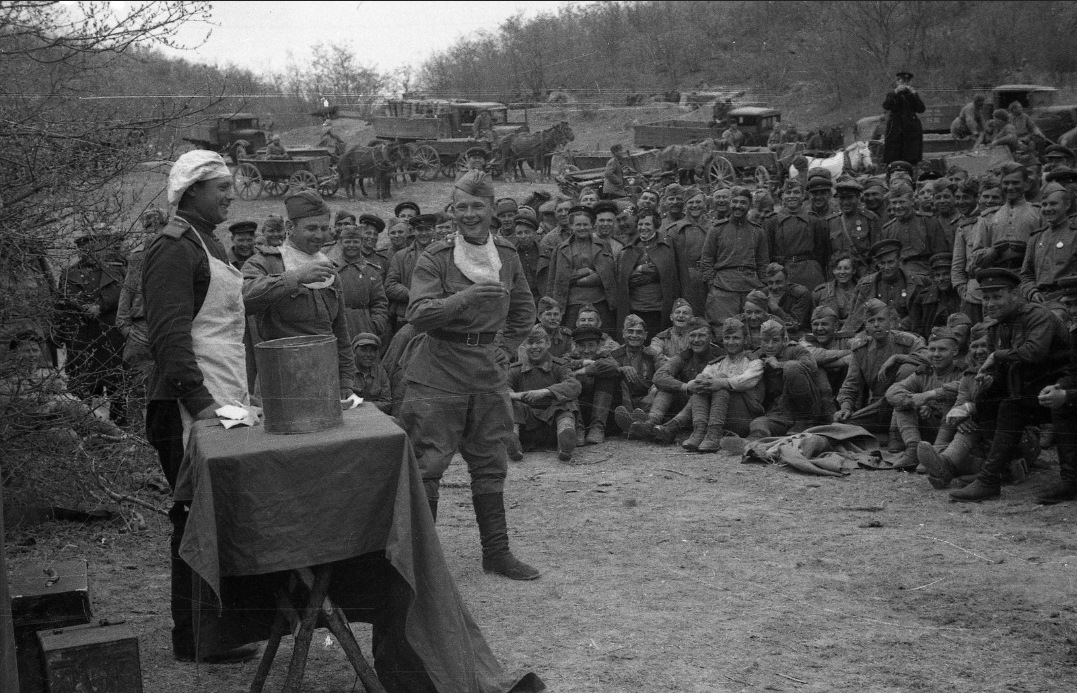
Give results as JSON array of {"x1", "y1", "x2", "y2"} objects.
[
  {"x1": 800, "y1": 305, "x2": 857, "y2": 397},
  {"x1": 1, "y1": 327, "x2": 124, "y2": 441},
  {"x1": 682, "y1": 318, "x2": 764, "y2": 452},
  {"x1": 834, "y1": 300, "x2": 927, "y2": 449},
  {"x1": 632, "y1": 318, "x2": 720, "y2": 442},
  {"x1": 737, "y1": 290, "x2": 783, "y2": 350},
  {"x1": 916, "y1": 323, "x2": 994, "y2": 488},
  {"x1": 351, "y1": 332, "x2": 392, "y2": 414},
  {"x1": 764, "y1": 262, "x2": 812, "y2": 335},
  {"x1": 575, "y1": 303, "x2": 621, "y2": 351},
  {"x1": 649, "y1": 298, "x2": 695, "y2": 366},
  {"x1": 564, "y1": 325, "x2": 621, "y2": 445},
  {"x1": 610, "y1": 314, "x2": 660, "y2": 436},
  {"x1": 509, "y1": 325, "x2": 582, "y2": 463},
  {"x1": 747, "y1": 319, "x2": 826, "y2": 439},
  {"x1": 845, "y1": 239, "x2": 927, "y2": 334},
  {"x1": 1034, "y1": 274, "x2": 1077, "y2": 503},
  {"x1": 885, "y1": 328, "x2": 963, "y2": 470}
]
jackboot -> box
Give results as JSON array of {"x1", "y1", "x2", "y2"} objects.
[
  {"x1": 613, "y1": 406, "x2": 635, "y2": 434},
  {"x1": 629, "y1": 413, "x2": 658, "y2": 440},
  {"x1": 887, "y1": 424, "x2": 905, "y2": 453},
  {"x1": 681, "y1": 394, "x2": 709, "y2": 450},
  {"x1": 428, "y1": 497, "x2": 438, "y2": 523},
  {"x1": 917, "y1": 441, "x2": 954, "y2": 489},
  {"x1": 586, "y1": 389, "x2": 613, "y2": 444},
  {"x1": 472, "y1": 493, "x2": 540, "y2": 580},
  {"x1": 948, "y1": 478, "x2": 1001, "y2": 502},
  {"x1": 697, "y1": 391, "x2": 730, "y2": 452},
  {"x1": 653, "y1": 418, "x2": 685, "y2": 445},
  {"x1": 1038, "y1": 424, "x2": 1056, "y2": 449},
  {"x1": 556, "y1": 413, "x2": 577, "y2": 462},
  {"x1": 950, "y1": 421, "x2": 1023, "y2": 502},
  {"x1": 576, "y1": 418, "x2": 588, "y2": 445},
  {"x1": 1019, "y1": 427, "x2": 1041, "y2": 469},
  {"x1": 1037, "y1": 424, "x2": 1077, "y2": 503},
  {"x1": 892, "y1": 409, "x2": 922, "y2": 471}
]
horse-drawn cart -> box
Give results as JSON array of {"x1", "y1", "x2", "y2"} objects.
[
  {"x1": 372, "y1": 99, "x2": 529, "y2": 179},
  {"x1": 232, "y1": 155, "x2": 338, "y2": 200},
  {"x1": 705, "y1": 148, "x2": 784, "y2": 189}
]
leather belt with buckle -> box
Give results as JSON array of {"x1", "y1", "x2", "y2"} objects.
[{"x1": 430, "y1": 329, "x2": 497, "y2": 346}]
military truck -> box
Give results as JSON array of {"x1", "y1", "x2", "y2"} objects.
[{"x1": 182, "y1": 113, "x2": 270, "y2": 159}]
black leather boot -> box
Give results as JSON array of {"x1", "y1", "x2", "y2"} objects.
[{"x1": 472, "y1": 493, "x2": 540, "y2": 580}]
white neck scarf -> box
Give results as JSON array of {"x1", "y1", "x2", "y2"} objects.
[
  {"x1": 280, "y1": 239, "x2": 334, "y2": 289},
  {"x1": 453, "y1": 233, "x2": 502, "y2": 285}
]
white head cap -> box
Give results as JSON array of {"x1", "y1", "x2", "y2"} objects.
[{"x1": 167, "y1": 150, "x2": 231, "y2": 205}]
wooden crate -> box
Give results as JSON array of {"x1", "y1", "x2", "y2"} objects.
[{"x1": 38, "y1": 621, "x2": 143, "y2": 693}]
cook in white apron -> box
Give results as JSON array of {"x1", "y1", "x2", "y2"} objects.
[{"x1": 178, "y1": 227, "x2": 250, "y2": 447}]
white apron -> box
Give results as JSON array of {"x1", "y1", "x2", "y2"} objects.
[{"x1": 178, "y1": 227, "x2": 250, "y2": 447}]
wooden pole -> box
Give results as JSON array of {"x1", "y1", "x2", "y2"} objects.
[{"x1": 1, "y1": 486, "x2": 20, "y2": 692}]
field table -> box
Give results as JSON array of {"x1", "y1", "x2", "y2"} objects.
[{"x1": 177, "y1": 406, "x2": 542, "y2": 693}]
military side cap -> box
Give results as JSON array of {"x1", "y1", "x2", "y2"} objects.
[
  {"x1": 929, "y1": 253, "x2": 952, "y2": 269},
  {"x1": 465, "y1": 147, "x2": 491, "y2": 161},
  {"x1": 834, "y1": 176, "x2": 863, "y2": 194},
  {"x1": 409, "y1": 213, "x2": 438, "y2": 230},
  {"x1": 975, "y1": 267, "x2": 1020, "y2": 290},
  {"x1": 1044, "y1": 144, "x2": 1075, "y2": 160},
  {"x1": 228, "y1": 220, "x2": 258, "y2": 235},
  {"x1": 869, "y1": 238, "x2": 903, "y2": 258},
  {"x1": 929, "y1": 327, "x2": 960, "y2": 346},
  {"x1": 352, "y1": 332, "x2": 381, "y2": 349},
  {"x1": 572, "y1": 325, "x2": 603, "y2": 342},
  {"x1": 1057, "y1": 274, "x2": 1077, "y2": 298},
  {"x1": 539, "y1": 199, "x2": 557, "y2": 214},
  {"x1": 862, "y1": 298, "x2": 889, "y2": 316},
  {"x1": 526, "y1": 324, "x2": 550, "y2": 342},
  {"x1": 811, "y1": 305, "x2": 839, "y2": 321},
  {"x1": 896, "y1": 70, "x2": 914, "y2": 80},
  {"x1": 662, "y1": 183, "x2": 685, "y2": 198},
  {"x1": 358, "y1": 214, "x2": 386, "y2": 233},
  {"x1": 516, "y1": 206, "x2": 539, "y2": 224},
  {"x1": 863, "y1": 176, "x2": 887, "y2": 192},
  {"x1": 887, "y1": 160, "x2": 914, "y2": 174},
  {"x1": 336, "y1": 211, "x2": 357, "y2": 225},
  {"x1": 806, "y1": 176, "x2": 833, "y2": 192},
  {"x1": 495, "y1": 198, "x2": 519, "y2": 215},
  {"x1": 1040, "y1": 182, "x2": 1068, "y2": 199},
  {"x1": 1045, "y1": 166, "x2": 1077, "y2": 183}
]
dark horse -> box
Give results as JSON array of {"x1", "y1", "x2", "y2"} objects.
[
  {"x1": 337, "y1": 141, "x2": 404, "y2": 199},
  {"x1": 499, "y1": 121, "x2": 575, "y2": 181}
]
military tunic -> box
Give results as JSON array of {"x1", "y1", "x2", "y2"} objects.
[
  {"x1": 837, "y1": 330, "x2": 927, "y2": 411},
  {"x1": 1019, "y1": 216, "x2": 1077, "y2": 301},
  {"x1": 354, "y1": 362, "x2": 393, "y2": 413},
  {"x1": 826, "y1": 210, "x2": 881, "y2": 270},
  {"x1": 983, "y1": 200, "x2": 1042, "y2": 246},
  {"x1": 880, "y1": 213, "x2": 949, "y2": 279},
  {"x1": 699, "y1": 217, "x2": 769, "y2": 323},
  {"x1": 845, "y1": 269, "x2": 927, "y2": 334},
  {"x1": 765, "y1": 209, "x2": 830, "y2": 290},
  {"x1": 907, "y1": 282, "x2": 962, "y2": 339},
  {"x1": 660, "y1": 218, "x2": 707, "y2": 314},
  {"x1": 337, "y1": 257, "x2": 389, "y2": 337}
]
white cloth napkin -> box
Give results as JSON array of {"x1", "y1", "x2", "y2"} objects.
[
  {"x1": 280, "y1": 240, "x2": 334, "y2": 289},
  {"x1": 453, "y1": 234, "x2": 502, "y2": 285}
]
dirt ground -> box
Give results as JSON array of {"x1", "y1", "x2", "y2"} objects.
[
  {"x1": 6, "y1": 435, "x2": 1076, "y2": 692},
  {"x1": 6, "y1": 110, "x2": 1076, "y2": 692}
]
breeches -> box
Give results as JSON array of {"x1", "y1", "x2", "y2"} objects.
[{"x1": 400, "y1": 383, "x2": 511, "y2": 500}]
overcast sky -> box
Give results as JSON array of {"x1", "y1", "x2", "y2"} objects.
[{"x1": 163, "y1": 1, "x2": 576, "y2": 75}]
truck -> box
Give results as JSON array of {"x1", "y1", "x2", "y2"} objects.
[{"x1": 182, "y1": 113, "x2": 270, "y2": 159}]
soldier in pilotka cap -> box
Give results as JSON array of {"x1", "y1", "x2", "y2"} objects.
[{"x1": 399, "y1": 170, "x2": 540, "y2": 580}]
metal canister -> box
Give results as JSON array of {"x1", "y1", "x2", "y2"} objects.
[{"x1": 254, "y1": 335, "x2": 343, "y2": 435}]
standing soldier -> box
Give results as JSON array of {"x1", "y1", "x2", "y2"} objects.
[
  {"x1": 861, "y1": 177, "x2": 891, "y2": 227},
  {"x1": 950, "y1": 268, "x2": 1072, "y2": 502},
  {"x1": 1035, "y1": 275, "x2": 1077, "y2": 503},
  {"x1": 880, "y1": 183, "x2": 949, "y2": 280},
  {"x1": 981, "y1": 163, "x2": 1042, "y2": 252},
  {"x1": 225, "y1": 220, "x2": 257, "y2": 270},
  {"x1": 699, "y1": 187, "x2": 769, "y2": 324},
  {"x1": 766, "y1": 180, "x2": 830, "y2": 290},
  {"x1": 845, "y1": 239, "x2": 928, "y2": 334},
  {"x1": 882, "y1": 70, "x2": 925, "y2": 166},
  {"x1": 385, "y1": 213, "x2": 439, "y2": 336},
  {"x1": 827, "y1": 176, "x2": 881, "y2": 273},
  {"x1": 60, "y1": 227, "x2": 128, "y2": 426},
  {"x1": 661, "y1": 184, "x2": 707, "y2": 315},
  {"x1": 602, "y1": 144, "x2": 629, "y2": 199},
  {"x1": 335, "y1": 225, "x2": 389, "y2": 339},
  {"x1": 1020, "y1": 183, "x2": 1077, "y2": 304},
  {"x1": 400, "y1": 171, "x2": 539, "y2": 580}
]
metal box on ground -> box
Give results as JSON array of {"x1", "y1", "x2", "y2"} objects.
[
  {"x1": 10, "y1": 560, "x2": 92, "y2": 693},
  {"x1": 37, "y1": 620, "x2": 143, "y2": 693}
]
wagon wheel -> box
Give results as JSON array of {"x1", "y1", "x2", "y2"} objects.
[
  {"x1": 706, "y1": 156, "x2": 736, "y2": 187},
  {"x1": 405, "y1": 144, "x2": 440, "y2": 181},
  {"x1": 753, "y1": 165, "x2": 771, "y2": 189},
  {"x1": 318, "y1": 172, "x2": 339, "y2": 197},
  {"x1": 289, "y1": 169, "x2": 318, "y2": 191},
  {"x1": 263, "y1": 180, "x2": 289, "y2": 197},
  {"x1": 233, "y1": 163, "x2": 263, "y2": 200}
]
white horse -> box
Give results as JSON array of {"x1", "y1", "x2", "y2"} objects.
[{"x1": 790, "y1": 140, "x2": 874, "y2": 179}]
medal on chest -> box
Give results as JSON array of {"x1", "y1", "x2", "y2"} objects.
[{"x1": 1057, "y1": 241, "x2": 1065, "y2": 249}]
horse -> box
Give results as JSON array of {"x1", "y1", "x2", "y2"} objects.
[
  {"x1": 657, "y1": 139, "x2": 718, "y2": 184},
  {"x1": 337, "y1": 141, "x2": 404, "y2": 200},
  {"x1": 499, "y1": 122, "x2": 575, "y2": 180},
  {"x1": 792, "y1": 140, "x2": 875, "y2": 180}
]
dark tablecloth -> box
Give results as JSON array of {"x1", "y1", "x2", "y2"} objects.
[{"x1": 178, "y1": 406, "x2": 542, "y2": 693}]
